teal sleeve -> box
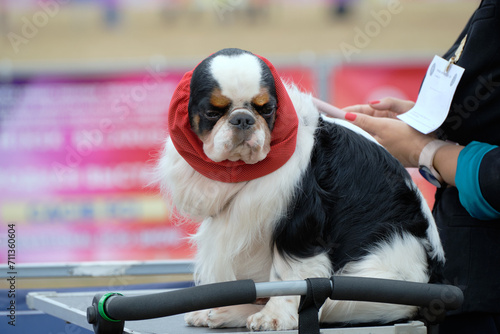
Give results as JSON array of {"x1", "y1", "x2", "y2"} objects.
[{"x1": 455, "y1": 141, "x2": 500, "y2": 220}]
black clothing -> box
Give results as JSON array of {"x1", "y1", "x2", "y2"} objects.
[
  {"x1": 439, "y1": 0, "x2": 500, "y2": 147},
  {"x1": 439, "y1": 313, "x2": 500, "y2": 334},
  {"x1": 433, "y1": 0, "x2": 500, "y2": 331}
]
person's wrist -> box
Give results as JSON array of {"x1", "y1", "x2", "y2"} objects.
[
  {"x1": 418, "y1": 139, "x2": 456, "y2": 187},
  {"x1": 406, "y1": 136, "x2": 435, "y2": 168}
]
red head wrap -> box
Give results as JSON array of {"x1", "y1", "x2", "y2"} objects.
[{"x1": 167, "y1": 54, "x2": 298, "y2": 183}]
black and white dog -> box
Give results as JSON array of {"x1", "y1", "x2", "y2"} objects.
[{"x1": 156, "y1": 48, "x2": 445, "y2": 330}]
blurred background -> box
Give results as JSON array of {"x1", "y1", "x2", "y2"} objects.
[{"x1": 0, "y1": 0, "x2": 479, "y2": 265}]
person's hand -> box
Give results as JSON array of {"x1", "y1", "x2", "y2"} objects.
[
  {"x1": 342, "y1": 98, "x2": 434, "y2": 168},
  {"x1": 343, "y1": 97, "x2": 415, "y2": 119}
]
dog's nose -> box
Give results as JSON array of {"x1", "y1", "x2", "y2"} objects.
[{"x1": 229, "y1": 112, "x2": 255, "y2": 130}]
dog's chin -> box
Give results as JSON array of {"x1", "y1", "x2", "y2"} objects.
[
  {"x1": 204, "y1": 139, "x2": 270, "y2": 165},
  {"x1": 228, "y1": 142, "x2": 270, "y2": 164}
]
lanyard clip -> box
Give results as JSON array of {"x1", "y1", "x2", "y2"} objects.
[{"x1": 446, "y1": 34, "x2": 467, "y2": 73}]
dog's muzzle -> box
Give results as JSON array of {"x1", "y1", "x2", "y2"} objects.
[{"x1": 228, "y1": 109, "x2": 255, "y2": 130}]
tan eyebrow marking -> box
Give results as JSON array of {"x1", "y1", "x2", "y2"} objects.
[
  {"x1": 210, "y1": 88, "x2": 231, "y2": 108},
  {"x1": 252, "y1": 88, "x2": 270, "y2": 107}
]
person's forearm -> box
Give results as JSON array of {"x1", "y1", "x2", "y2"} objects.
[{"x1": 432, "y1": 144, "x2": 464, "y2": 187}]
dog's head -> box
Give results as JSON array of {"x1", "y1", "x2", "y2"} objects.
[{"x1": 188, "y1": 48, "x2": 277, "y2": 164}]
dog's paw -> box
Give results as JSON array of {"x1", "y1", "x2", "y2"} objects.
[
  {"x1": 184, "y1": 310, "x2": 209, "y2": 327},
  {"x1": 246, "y1": 310, "x2": 298, "y2": 331},
  {"x1": 206, "y1": 307, "x2": 247, "y2": 328}
]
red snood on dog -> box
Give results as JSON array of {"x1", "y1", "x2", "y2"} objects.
[{"x1": 167, "y1": 55, "x2": 299, "y2": 183}]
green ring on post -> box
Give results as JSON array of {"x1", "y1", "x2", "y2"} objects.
[{"x1": 98, "y1": 292, "x2": 124, "y2": 322}]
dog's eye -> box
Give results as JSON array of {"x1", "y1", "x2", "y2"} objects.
[
  {"x1": 205, "y1": 110, "x2": 222, "y2": 120},
  {"x1": 256, "y1": 104, "x2": 276, "y2": 117},
  {"x1": 205, "y1": 102, "x2": 230, "y2": 120}
]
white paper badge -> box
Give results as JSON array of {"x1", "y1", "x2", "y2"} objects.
[{"x1": 397, "y1": 55, "x2": 465, "y2": 134}]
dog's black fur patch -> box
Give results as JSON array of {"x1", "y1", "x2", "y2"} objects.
[{"x1": 273, "y1": 118, "x2": 443, "y2": 282}]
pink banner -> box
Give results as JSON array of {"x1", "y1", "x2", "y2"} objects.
[{"x1": 0, "y1": 70, "x2": 196, "y2": 262}]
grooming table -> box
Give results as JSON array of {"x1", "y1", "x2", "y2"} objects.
[{"x1": 27, "y1": 289, "x2": 428, "y2": 334}]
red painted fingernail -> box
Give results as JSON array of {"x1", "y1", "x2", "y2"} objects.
[
  {"x1": 369, "y1": 100, "x2": 380, "y2": 105},
  {"x1": 345, "y1": 112, "x2": 357, "y2": 121}
]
